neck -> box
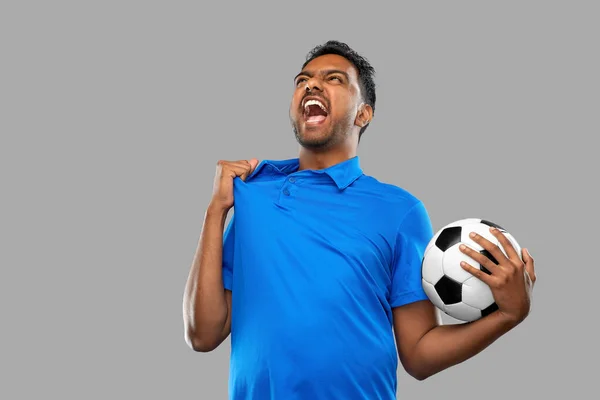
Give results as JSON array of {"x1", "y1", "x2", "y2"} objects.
[{"x1": 297, "y1": 141, "x2": 357, "y2": 171}]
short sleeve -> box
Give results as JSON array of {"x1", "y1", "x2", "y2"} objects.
[
  {"x1": 389, "y1": 201, "x2": 434, "y2": 308},
  {"x1": 222, "y1": 214, "x2": 235, "y2": 291}
]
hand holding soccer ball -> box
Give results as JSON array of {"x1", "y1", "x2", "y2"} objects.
[
  {"x1": 458, "y1": 225, "x2": 536, "y2": 325},
  {"x1": 421, "y1": 218, "x2": 536, "y2": 323}
]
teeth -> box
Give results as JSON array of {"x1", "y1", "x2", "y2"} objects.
[{"x1": 304, "y1": 99, "x2": 327, "y2": 113}]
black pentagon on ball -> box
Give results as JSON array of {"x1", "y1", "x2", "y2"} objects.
[
  {"x1": 480, "y1": 219, "x2": 506, "y2": 231},
  {"x1": 434, "y1": 275, "x2": 462, "y2": 304},
  {"x1": 478, "y1": 249, "x2": 499, "y2": 275},
  {"x1": 482, "y1": 302, "x2": 499, "y2": 317},
  {"x1": 435, "y1": 226, "x2": 462, "y2": 252}
]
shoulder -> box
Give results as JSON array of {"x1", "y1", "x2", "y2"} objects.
[{"x1": 355, "y1": 174, "x2": 424, "y2": 213}]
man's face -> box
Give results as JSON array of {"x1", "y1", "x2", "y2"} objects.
[{"x1": 289, "y1": 54, "x2": 364, "y2": 149}]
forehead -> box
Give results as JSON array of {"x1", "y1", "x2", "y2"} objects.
[{"x1": 299, "y1": 54, "x2": 358, "y2": 79}]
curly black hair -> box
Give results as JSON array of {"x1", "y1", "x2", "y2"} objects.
[{"x1": 302, "y1": 40, "x2": 376, "y2": 141}]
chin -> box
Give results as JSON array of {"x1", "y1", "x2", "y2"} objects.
[
  {"x1": 297, "y1": 130, "x2": 335, "y2": 149},
  {"x1": 292, "y1": 116, "x2": 338, "y2": 147}
]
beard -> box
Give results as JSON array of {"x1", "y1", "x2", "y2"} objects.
[
  {"x1": 292, "y1": 124, "x2": 335, "y2": 149},
  {"x1": 290, "y1": 112, "x2": 353, "y2": 150}
]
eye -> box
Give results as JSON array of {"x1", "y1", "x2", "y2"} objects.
[
  {"x1": 329, "y1": 76, "x2": 342, "y2": 82},
  {"x1": 296, "y1": 78, "x2": 307, "y2": 85}
]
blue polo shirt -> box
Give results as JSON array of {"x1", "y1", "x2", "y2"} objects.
[{"x1": 221, "y1": 156, "x2": 433, "y2": 399}]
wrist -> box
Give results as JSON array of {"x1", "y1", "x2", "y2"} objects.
[
  {"x1": 206, "y1": 202, "x2": 230, "y2": 218},
  {"x1": 495, "y1": 310, "x2": 522, "y2": 330}
]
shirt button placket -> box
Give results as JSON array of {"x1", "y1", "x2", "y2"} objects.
[{"x1": 280, "y1": 176, "x2": 296, "y2": 201}]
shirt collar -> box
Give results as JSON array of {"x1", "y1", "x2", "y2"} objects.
[{"x1": 248, "y1": 156, "x2": 363, "y2": 190}]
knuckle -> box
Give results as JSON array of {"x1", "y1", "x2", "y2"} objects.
[
  {"x1": 514, "y1": 261, "x2": 525, "y2": 270},
  {"x1": 217, "y1": 160, "x2": 228, "y2": 168},
  {"x1": 499, "y1": 274, "x2": 508, "y2": 285}
]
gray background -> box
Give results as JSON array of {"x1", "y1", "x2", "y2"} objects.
[{"x1": 2, "y1": 0, "x2": 598, "y2": 398}]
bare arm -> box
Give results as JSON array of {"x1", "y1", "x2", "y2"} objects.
[
  {"x1": 183, "y1": 205, "x2": 232, "y2": 352},
  {"x1": 394, "y1": 226, "x2": 537, "y2": 380},
  {"x1": 182, "y1": 158, "x2": 259, "y2": 352},
  {"x1": 393, "y1": 300, "x2": 516, "y2": 381}
]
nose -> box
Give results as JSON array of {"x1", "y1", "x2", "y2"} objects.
[{"x1": 305, "y1": 76, "x2": 322, "y2": 92}]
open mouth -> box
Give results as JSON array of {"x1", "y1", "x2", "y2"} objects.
[{"x1": 303, "y1": 100, "x2": 328, "y2": 125}]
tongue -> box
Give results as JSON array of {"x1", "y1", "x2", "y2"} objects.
[{"x1": 306, "y1": 115, "x2": 326, "y2": 123}]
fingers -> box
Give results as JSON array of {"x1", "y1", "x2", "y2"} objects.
[
  {"x1": 248, "y1": 158, "x2": 259, "y2": 170},
  {"x1": 217, "y1": 159, "x2": 260, "y2": 181},
  {"x1": 460, "y1": 260, "x2": 495, "y2": 286},
  {"x1": 459, "y1": 243, "x2": 501, "y2": 275},
  {"x1": 467, "y1": 230, "x2": 510, "y2": 267},
  {"x1": 232, "y1": 160, "x2": 254, "y2": 180},
  {"x1": 489, "y1": 227, "x2": 521, "y2": 262},
  {"x1": 217, "y1": 161, "x2": 248, "y2": 179},
  {"x1": 522, "y1": 248, "x2": 536, "y2": 286},
  {"x1": 463, "y1": 229, "x2": 535, "y2": 292},
  {"x1": 239, "y1": 159, "x2": 260, "y2": 180}
]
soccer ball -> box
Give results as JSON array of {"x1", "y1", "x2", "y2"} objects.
[{"x1": 421, "y1": 218, "x2": 522, "y2": 322}]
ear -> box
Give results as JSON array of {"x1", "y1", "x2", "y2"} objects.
[{"x1": 354, "y1": 103, "x2": 373, "y2": 128}]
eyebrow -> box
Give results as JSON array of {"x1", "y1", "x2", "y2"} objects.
[{"x1": 294, "y1": 69, "x2": 350, "y2": 83}]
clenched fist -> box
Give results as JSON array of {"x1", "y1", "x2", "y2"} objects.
[{"x1": 209, "y1": 158, "x2": 259, "y2": 212}]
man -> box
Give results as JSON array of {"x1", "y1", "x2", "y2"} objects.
[{"x1": 182, "y1": 40, "x2": 536, "y2": 399}]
